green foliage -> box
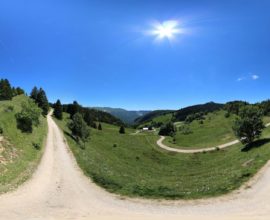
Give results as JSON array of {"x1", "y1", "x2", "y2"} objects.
[
  {"x1": 0, "y1": 126, "x2": 3, "y2": 134},
  {"x1": 68, "y1": 113, "x2": 90, "y2": 142},
  {"x1": 179, "y1": 124, "x2": 193, "y2": 135},
  {"x1": 12, "y1": 87, "x2": 25, "y2": 97},
  {"x1": 173, "y1": 102, "x2": 224, "y2": 121},
  {"x1": 225, "y1": 101, "x2": 249, "y2": 115},
  {"x1": 119, "y1": 125, "x2": 125, "y2": 134},
  {"x1": 15, "y1": 100, "x2": 42, "y2": 133},
  {"x1": 98, "y1": 123, "x2": 102, "y2": 130},
  {"x1": 53, "y1": 99, "x2": 63, "y2": 120},
  {"x1": 30, "y1": 87, "x2": 49, "y2": 116},
  {"x1": 32, "y1": 142, "x2": 41, "y2": 150},
  {"x1": 158, "y1": 122, "x2": 176, "y2": 136},
  {"x1": 0, "y1": 95, "x2": 47, "y2": 193},
  {"x1": 185, "y1": 112, "x2": 205, "y2": 123},
  {"x1": 259, "y1": 100, "x2": 270, "y2": 116},
  {"x1": 0, "y1": 79, "x2": 13, "y2": 101},
  {"x1": 63, "y1": 102, "x2": 124, "y2": 126},
  {"x1": 233, "y1": 106, "x2": 265, "y2": 145}
]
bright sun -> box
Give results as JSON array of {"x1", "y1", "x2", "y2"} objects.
[{"x1": 150, "y1": 20, "x2": 182, "y2": 41}]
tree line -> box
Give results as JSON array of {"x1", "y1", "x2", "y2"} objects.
[{"x1": 0, "y1": 78, "x2": 25, "y2": 100}]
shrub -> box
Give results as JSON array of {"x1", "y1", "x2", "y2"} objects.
[
  {"x1": 68, "y1": 112, "x2": 90, "y2": 143},
  {"x1": 0, "y1": 126, "x2": 3, "y2": 134},
  {"x1": 32, "y1": 142, "x2": 41, "y2": 150},
  {"x1": 119, "y1": 126, "x2": 125, "y2": 134},
  {"x1": 158, "y1": 122, "x2": 176, "y2": 136},
  {"x1": 16, "y1": 100, "x2": 41, "y2": 133}
]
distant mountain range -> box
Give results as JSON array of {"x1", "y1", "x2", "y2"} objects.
[{"x1": 92, "y1": 107, "x2": 151, "y2": 124}]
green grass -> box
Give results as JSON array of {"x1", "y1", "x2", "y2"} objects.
[
  {"x1": 55, "y1": 113, "x2": 270, "y2": 200},
  {"x1": 0, "y1": 95, "x2": 47, "y2": 193},
  {"x1": 139, "y1": 113, "x2": 173, "y2": 128},
  {"x1": 164, "y1": 111, "x2": 237, "y2": 149}
]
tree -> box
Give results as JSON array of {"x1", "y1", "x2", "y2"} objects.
[
  {"x1": 0, "y1": 79, "x2": 13, "y2": 100},
  {"x1": 158, "y1": 122, "x2": 176, "y2": 136},
  {"x1": 15, "y1": 100, "x2": 42, "y2": 133},
  {"x1": 68, "y1": 113, "x2": 90, "y2": 143},
  {"x1": 30, "y1": 86, "x2": 39, "y2": 101},
  {"x1": 36, "y1": 88, "x2": 49, "y2": 116},
  {"x1": 30, "y1": 87, "x2": 49, "y2": 116},
  {"x1": 119, "y1": 125, "x2": 125, "y2": 134},
  {"x1": 53, "y1": 99, "x2": 63, "y2": 120},
  {"x1": 67, "y1": 101, "x2": 81, "y2": 119},
  {"x1": 98, "y1": 123, "x2": 102, "y2": 130},
  {"x1": 16, "y1": 87, "x2": 25, "y2": 95},
  {"x1": 233, "y1": 105, "x2": 264, "y2": 146}
]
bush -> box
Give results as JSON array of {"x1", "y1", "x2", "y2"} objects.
[
  {"x1": 16, "y1": 100, "x2": 41, "y2": 133},
  {"x1": 32, "y1": 142, "x2": 41, "y2": 150},
  {"x1": 113, "y1": 143, "x2": 117, "y2": 148},
  {"x1": 158, "y1": 122, "x2": 176, "y2": 136},
  {"x1": 119, "y1": 126, "x2": 125, "y2": 134},
  {"x1": 68, "y1": 112, "x2": 90, "y2": 142},
  {"x1": 0, "y1": 126, "x2": 3, "y2": 134}
]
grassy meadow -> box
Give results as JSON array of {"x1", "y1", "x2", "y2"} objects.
[
  {"x1": 164, "y1": 111, "x2": 237, "y2": 149},
  {"x1": 55, "y1": 113, "x2": 270, "y2": 200},
  {"x1": 0, "y1": 95, "x2": 47, "y2": 193}
]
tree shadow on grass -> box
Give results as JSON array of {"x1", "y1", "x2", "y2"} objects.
[
  {"x1": 64, "y1": 131, "x2": 77, "y2": 142},
  {"x1": 241, "y1": 138, "x2": 270, "y2": 152}
]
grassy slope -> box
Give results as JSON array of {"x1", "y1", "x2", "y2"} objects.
[
  {"x1": 164, "y1": 110, "x2": 236, "y2": 148},
  {"x1": 56, "y1": 113, "x2": 270, "y2": 200},
  {"x1": 0, "y1": 95, "x2": 47, "y2": 193},
  {"x1": 139, "y1": 113, "x2": 173, "y2": 128}
]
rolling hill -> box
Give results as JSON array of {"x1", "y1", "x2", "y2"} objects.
[{"x1": 93, "y1": 107, "x2": 151, "y2": 124}]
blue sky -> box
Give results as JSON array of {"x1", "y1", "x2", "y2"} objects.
[{"x1": 1, "y1": 0, "x2": 270, "y2": 110}]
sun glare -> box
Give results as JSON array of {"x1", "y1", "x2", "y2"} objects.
[{"x1": 150, "y1": 20, "x2": 183, "y2": 41}]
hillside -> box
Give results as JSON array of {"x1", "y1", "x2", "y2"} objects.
[
  {"x1": 93, "y1": 107, "x2": 150, "y2": 124},
  {"x1": 173, "y1": 102, "x2": 224, "y2": 121},
  {"x1": 55, "y1": 112, "x2": 270, "y2": 199},
  {"x1": 165, "y1": 110, "x2": 236, "y2": 148},
  {"x1": 62, "y1": 103, "x2": 124, "y2": 126},
  {"x1": 0, "y1": 95, "x2": 47, "y2": 193},
  {"x1": 134, "y1": 110, "x2": 174, "y2": 125}
]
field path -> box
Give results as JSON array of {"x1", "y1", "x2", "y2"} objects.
[
  {"x1": 157, "y1": 122, "x2": 270, "y2": 154},
  {"x1": 1, "y1": 114, "x2": 270, "y2": 219}
]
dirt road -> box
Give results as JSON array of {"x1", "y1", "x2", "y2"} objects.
[
  {"x1": 157, "y1": 122, "x2": 270, "y2": 154},
  {"x1": 0, "y1": 114, "x2": 270, "y2": 220}
]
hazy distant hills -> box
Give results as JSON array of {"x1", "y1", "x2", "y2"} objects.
[{"x1": 92, "y1": 107, "x2": 151, "y2": 124}]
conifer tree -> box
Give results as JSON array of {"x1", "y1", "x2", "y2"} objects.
[
  {"x1": 53, "y1": 99, "x2": 63, "y2": 120},
  {"x1": 98, "y1": 123, "x2": 102, "y2": 130},
  {"x1": 30, "y1": 86, "x2": 39, "y2": 101},
  {"x1": 119, "y1": 125, "x2": 125, "y2": 134},
  {"x1": 36, "y1": 88, "x2": 49, "y2": 116},
  {"x1": 0, "y1": 79, "x2": 13, "y2": 100}
]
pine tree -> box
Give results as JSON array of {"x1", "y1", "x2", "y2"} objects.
[
  {"x1": 119, "y1": 125, "x2": 125, "y2": 134},
  {"x1": 68, "y1": 113, "x2": 90, "y2": 143},
  {"x1": 16, "y1": 87, "x2": 25, "y2": 95},
  {"x1": 53, "y1": 99, "x2": 63, "y2": 120},
  {"x1": 30, "y1": 86, "x2": 39, "y2": 101},
  {"x1": 98, "y1": 123, "x2": 102, "y2": 130},
  {"x1": 0, "y1": 79, "x2": 13, "y2": 100},
  {"x1": 36, "y1": 88, "x2": 49, "y2": 116}
]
